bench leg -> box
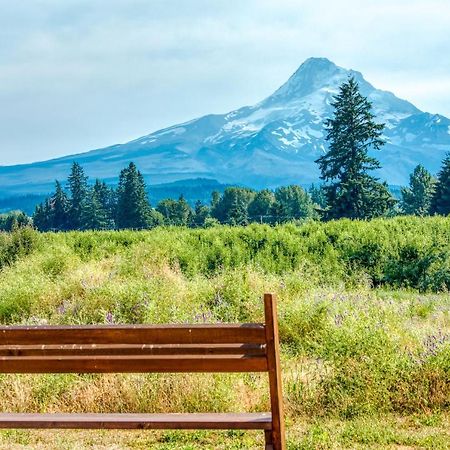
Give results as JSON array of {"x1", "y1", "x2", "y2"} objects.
[
  {"x1": 265, "y1": 430, "x2": 274, "y2": 450},
  {"x1": 265, "y1": 294, "x2": 286, "y2": 450}
]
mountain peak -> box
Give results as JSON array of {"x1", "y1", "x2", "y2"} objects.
[
  {"x1": 298, "y1": 56, "x2": 337, "y2": 70},
  {"x1": 266, "y1": 57, "x2": 347, "y2": 103}
]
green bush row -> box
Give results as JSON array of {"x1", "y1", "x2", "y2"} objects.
[{"x1": 35, "y1": 216, "x2": 450, "y2": 292}]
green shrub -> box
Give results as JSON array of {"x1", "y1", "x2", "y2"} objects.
[{"x1": 0, "y1": 227, "x2": 39, "y2": 270}]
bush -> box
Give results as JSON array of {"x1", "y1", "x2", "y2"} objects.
[{"x1": 0, "y1": 227, "x2": 39, "y2": 271}]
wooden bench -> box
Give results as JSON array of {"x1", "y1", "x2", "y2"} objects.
[{"x1": 0, "y1": 293, "x2": 285, "y2": 449}]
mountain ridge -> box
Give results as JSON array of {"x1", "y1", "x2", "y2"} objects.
[{"x1": 1, "y1": 57, "x2": 449, "y2": 199}]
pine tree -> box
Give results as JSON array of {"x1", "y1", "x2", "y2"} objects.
[
  {"x1": 116, "y1": 162, "x2": 152, "y2": 229},
  {"x1": 315, "y1": 76, "x2": 395, "y2": 219},
  {"x1": 67, "y1": 162, "x2": 88, "y2": 230},
  {"x1": 81, "y1": 182, "x2": 113, "y2": 230},
  {"x1": 401, "y1": 165, "x2": 435, "y2": 216},
  {"x1": 175, "y1": 195, "x2": 193, "y2": 226},
  {"x1": 431, "y1": 153, "x2": 450, "y2": 215},
  {"x1": 91, "y1": 180, "x2": 116, "y2": 229},
  {"x1": 33, "y1": 200, "x2": 53, "y2": 231},
  {"x1": 32, "y1": 204, "x2": 45, "y2": 231},
  {"x1": 228, "y1": 193, "x2": 249, "y2": 226},
  {"x1": 309, "y1": 184, "x2": 327, "y2": 209},
  {"x1": 51, "y1": 181, "x2": 70, "y2": 230}
]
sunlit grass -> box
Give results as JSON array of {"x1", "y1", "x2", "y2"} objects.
[{"x1": 0, "y1": 219, "x2": 448, "y2": 448}]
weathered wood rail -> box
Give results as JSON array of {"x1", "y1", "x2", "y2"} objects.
[{"x1": 0, "y1": 293, "x2": 285, "y2": 449}]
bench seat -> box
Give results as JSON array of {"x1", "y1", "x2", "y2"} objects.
[{"x1": 0, "y1": 412, "x2": 272, "y2": 430}]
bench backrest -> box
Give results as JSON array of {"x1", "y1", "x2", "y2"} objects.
[{"x1": 0, "y1": 323, "x2": 267, "y2": 373}]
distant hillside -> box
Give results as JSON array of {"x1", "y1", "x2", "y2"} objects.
[{"x1": 0, "y1": 178, "x2": 231, "y2": 214}]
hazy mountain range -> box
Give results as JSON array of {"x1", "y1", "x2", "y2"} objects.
[{"x1": 1, "y1": 57, "x2": 449, "y2": 211}]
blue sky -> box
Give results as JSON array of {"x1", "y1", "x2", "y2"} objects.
[{"x1": 1, "y1": 0, "x2": 449, "y2": 165}]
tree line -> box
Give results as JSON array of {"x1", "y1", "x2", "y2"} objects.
[
  {"x1": 30, "y1": 161, "x2": 320, "y2": 231},
  {"x1": 1, "y1": 76, "x2": 449, "y2": 232}
]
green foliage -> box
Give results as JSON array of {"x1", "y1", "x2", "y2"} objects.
[
  {"x1": 52, "y1": 181, "x2": 70, "y2": 231},
  {"x1": 431, "y1": 152, "x2": 450, "y2": 215},
  {"x1": 31, "y1": 155, "x2": 450, "y2": 234},
  {"x1": 192, "y1": 200, "x2": 210, "y2": 227},
  {"x1": 401, "y1": 164, "x2": 436, "y2": 216},
  {"x1": 309, "y1": 183, "x2": 327, "y2": 209},
  {"x1": 81, "y1": 180, "x2": 115, "y2": 230},
  {"x1": 67, "y1": 162, "x2": 88, "y2": 230},
  {"x1": 0, "y1": 227, "x2": 39, "y2": 271},
  {"x1": 211, "y1": 187, "x2": 255, "y2": 225},
  {"x1": 157, "y1": 195, "x2": 192, "y2": 226},
  {"x1": 273, "y1": 185, "x2": 317, "y2": 222},
  {"x1": 316, "y1": 76, "x2": 395, "y2": 219},
  {"x1": 248, "y1": 189, "x2": 275, "y2": 221},
  {"x1": 116, "y1": 162, "x2": 153, "y2": 229},
  {"x1": 0, "y1": 219, "x2": 448, "y2": 450},
  {"x1": 0, "y1": 211, "x2": 32, "y2": 231}
]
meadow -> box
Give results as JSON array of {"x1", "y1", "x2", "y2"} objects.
[{"x1": 0, "y1": 217, "x2": 448, "y2": 449}]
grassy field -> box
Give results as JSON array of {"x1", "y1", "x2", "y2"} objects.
[{"x1": 0, "y1": 217, "x2": 449, "y2": 448}]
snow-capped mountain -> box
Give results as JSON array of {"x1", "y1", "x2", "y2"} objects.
[{"x1": 1, "y1": 57, "x2": 449, "y2": 199}]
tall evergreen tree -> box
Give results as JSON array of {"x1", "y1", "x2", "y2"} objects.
[
  {"x1": 309, "y1": 184, "x2": 327, "y2": 209},
  {"x1": 67, "y1": 162, "x2": 88, "y2": 230},
  {"x1": 431, "y1": 153, "x2": 450, "y2": 215},
  {"x1": 228, "y1": 193, "x2": 249, "y2": 226},
  {"x1": 401, "y1": 165, "x2": 435, "y2": 216},
  {"x1": 175, "y1": 195, "x2": 192, "y2": 226},
  {"x1": 81, "y1": 181, "x2": 114, "y2": 230},
  {"x1": 51, "y1": 181, "x2": 70, "y2": 230},
  {"x1": 33, "y1": 200, "x2": 53, "y2": 231},
  {"x1": 116, "y1": 162, "x2": 153, "y2": 229},
  {"x1": 316, "y1": 76, "x2": 395, "y2": 219},
  {"x1": 92, "y1": 180, "x2": 116, "y2": 228}
]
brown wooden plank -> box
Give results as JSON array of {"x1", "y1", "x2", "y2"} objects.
[
  {"x1": 0, "y1": 354, "x2": 268, "y2": 373},
  {"x1": 0, "y1": 413, "x2": 272, "y2": 430},
  {"x1": 0, "y1": 324, "x2": 265, "y2": 345},
  {"x1": 0, "y1": 343, "x2": 266, "y2": 357},
  {"x1": 264, "y1": 293, "x2": 286, "y2": 450}
]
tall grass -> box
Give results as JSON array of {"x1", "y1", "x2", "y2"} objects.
[{"x1": 0, "y1": 217, "x2": 448, "y2": 427}]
